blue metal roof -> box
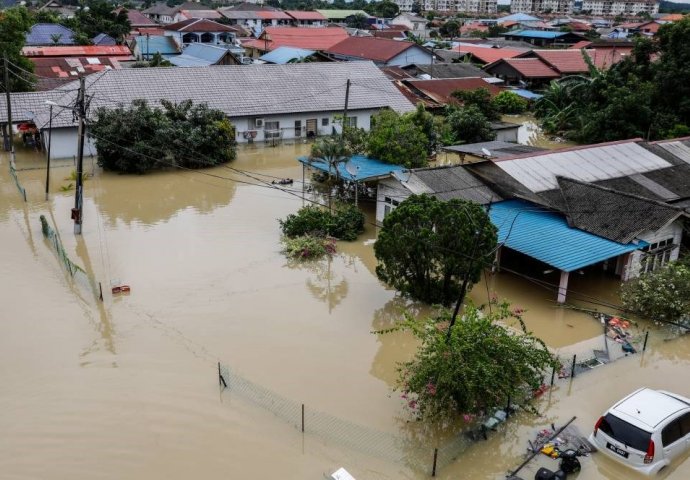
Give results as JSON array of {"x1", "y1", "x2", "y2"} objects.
[
  {"x1": 511, "y1": 88, "x2": 543, "y2": 100},
  {"x1": 504, "y1": 30, "x2": 569, "y2": 39},
  {"x1": 168, "y1": 44, "x2": 230, "y2": 67},
  {"x1": 298, "y1": 154, "x2": 405, "y2": 182},
  {"x1": 490, "y1": 200, "x2": 645, "y2": 272},
  {"x1": 134, "y1": 35, "x2": 180, "y2": 57},
  {"x1": 260, "y1": 47, "x2": 316, "y2": 64},
  {"x1": 25, "y1": 24, "x2": 75, "y2": 46}
]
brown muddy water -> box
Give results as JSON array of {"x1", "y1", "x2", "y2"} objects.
[{"x1": 1, "y1": 143, "x2": 689, "y2": 480}]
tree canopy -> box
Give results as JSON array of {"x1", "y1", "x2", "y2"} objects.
[
  {"x1": 380, "y1": 301, "x2": 558, "y2": 422},
  {"x1": 444, "y1": 105, "x2": 496, "y2": 145},
  {"x1": 91, "y1": 99, "x2": 236, "y2": 173},
  {"x1": 0, "y1": 7, "x2": 35, "y2": 92},
  {"x1": 374, "y1": 194, "x2": 497, "y2": 305},
  {"x1": 61, "y1": 1, "x2": 131, "y2": 43},
  {"x1": 367, "y1": 109, "x2": 429, "y2": 168}
]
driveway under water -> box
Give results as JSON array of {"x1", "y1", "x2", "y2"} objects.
[{"x1": 1, "y1": 143, "x2": 689, "y2": 480}]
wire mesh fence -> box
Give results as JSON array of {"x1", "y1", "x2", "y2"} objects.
[
  {"x1": 9, "y1": 162, "x2": 27, "y2": 201},
  {"x1": 40, "y1": 214, "x2": 86, "y2": 278}
]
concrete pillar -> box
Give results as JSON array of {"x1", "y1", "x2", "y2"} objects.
[{"x1": 557, "y1": 270, "x2": 569, "y2": 304}]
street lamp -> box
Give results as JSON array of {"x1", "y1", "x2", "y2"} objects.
[{"x1": 44, "y1": 100, "x2": 58, "y2": 200}]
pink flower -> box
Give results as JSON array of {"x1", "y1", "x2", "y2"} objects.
[
  {"x1": 426, "y1": 382, "x2": 437, "y2": 396},
  {"x1": 408, "y1": 400, "x2": 417, "y2": 409},
  {"x1": 512, "y1": 306, "x2": 525, "y2": 316}
]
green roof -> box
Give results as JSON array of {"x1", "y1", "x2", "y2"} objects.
[{"x1": 315, "y1": 9, "x2": 369, "y2": 19}]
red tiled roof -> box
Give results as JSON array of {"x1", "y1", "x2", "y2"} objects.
[
  {"x1": 178, "y1": 9, "x2": 222, "y2": 20},
  {"x1": 372, "y1": 30, "x2": 408, "y2": 39},
  {"x1": 569, "y1": 21, "x2": 592, "y2": 31},
  {"x1": 528, "y1": 48, "x2": 630, "y2": 73},
  {"x1": 452, "y1": 45, "x2": 523, "y2": 64},
  {"x1": 501, "y1": 58, "x2": 560, "y2": 78},
  {"x1": 22, "y1": 45, "x2": 133, "y2": 57},
  {"x1": 325, "y1": 37, "x2": 418, "y2": 62},
  {"x1": 30, "y1": 56, "x2": 127, "y2": 90},
  {"x1": 255, "y1": 10, "x2": 292, "y2": 20},
  {"x1": 285, "y1": 10, "x2": 326, "y2": 21},
  {"x1": 403, "y1": 77, "x2": 502, "y2": 106},
  {"x1": 570, "y1": 40, "x2": 592, "y2": 49},
  {"x1": 114, "y1": 7, "x2": 157, "y2": 27},
  {"x1": 660, "y1": 13, "x2": 685, "y2": 21},
  {"x1": 164, "y1": 18, "x2": 237, "y2": 32},
  {"x1": 251, "y1": 27, "x2": 349, "y2": 51}
]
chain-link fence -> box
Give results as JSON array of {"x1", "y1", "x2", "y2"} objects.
[
  {"x1": 9, "y1": 162, "x2": 27, "y2": 201},
  {"x1": 40, "y1": 214, "x2": 86, "y2": 278}
]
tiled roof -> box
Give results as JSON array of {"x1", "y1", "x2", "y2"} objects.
[
  {"x1": 408, "y1": 63, "x2": 489, "y2": 79},
  {"x1": 253, "y1": 27, "x2": 349, "y2": 51},
  {"x1": 25, "y1": 24, "x2": 75, "y2": 46},
  {"x1": 164, "y1": 18, "x2": 237, "y2": 32},
  {"x1": 22, "y1": 45, "x2": 133, "y2": 57},
  {"x1": 178, "y1": 9, "x2": 222, "y2": 20},
  {"x1": 142, "y1": 2, "x2": 176, "y2": 15},
  {"x1": 570, "y1": 40, "x2": 592, "y2": 49},
  {"x1": 115, "y1": 7, "x2": 157, "y2": 26},
  {"x1": 452, "y1": 45, "x2": 523, "y2": 64},
  {"x1": 325, "y1": 37, "x2": 418, "y2": 62},
  {"x1": 285, "y1": 10, "x2": 327, "y2": 21},
  {"x1": 402, "y1": 78, "x2": 502, "y2": 106},
  {"x1": 405, "y1": 164, "x2": 501, "y2": 204},
  {"x1": 0, "y1": 90, "x2": 64, "y2": 124},
  {"x1": 524, "y1": 49, "x2": 630, "y2": 73},
  {"x1": 255, "y1": 10, "x2": 292, "y2": 20},
  {"x1": 30, "y1": 56, "x2": 126, "y2": 90},
  {"x1": 32, "y1": 62, "x2": 414, "y2": 129},
  {"x1": 501, "y1": 58, "x2": 560, "y2": 78}
]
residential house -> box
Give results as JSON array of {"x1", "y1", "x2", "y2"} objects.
[
  {"x1": 164, "y1": 18, "x2": 242, "y2": 47},
  {"x1": 501, "y1": 29, "x2": 585, "y2": 46},
  {"x1": 20, "y1": 45, "x2": 133, "y2": 90},
  {"x1": 441, "y1": 140, "x2": 546, "y2": 162},
  {"x1": 451, "y1": 44, "x2": 524, "y2": 65},
  {"x1": 131, "y1": 35, "x2": 180, "y2": 60},
  {"x1": 580, "y1": 0, "x2": 659, "y2": 16},
  {"x1": 241, "y1": 27, "x2": 350, "y2": 57},
  {"x1": 285, "y1": 11, "x2": 327, "y2": 27},
  {"x1": 483, "y1": 57, "x2": 560, "y2": 87},
  {"x1": 142, "y1": 3, "x2": 176, "y2": 24},
  {"x1": 23, "y1": 61, "x2": 413, "y2": 159},
  {"x1": 391, "y1": 13, "x2": 427, "y2": 33},
  {"x1": 394, "y1": 77, "x2": 503, "y2": 111},
  {"x1": 401, "y1": 62, "x2": 491, "y2": 79},
  {"x1": 218, "y1": 8, "x2": 292, "y2": 35},
  {"x1": 114, "y1": 7, "x2": 158, "y2": 31},
  {"x1": 0, "y1": 90, "x2": 63, "y2": 150},
  {"x1": 258, "y1": 46, "x2": 331, "y2": 64},
  {"x1": 324, "y1": 37, "x2": 434, "y2": 67},
  {"x1": 36, "y1": 0, "x2": 76, "y2": 19},
  {"x1": 167, "y1": 43, "x2": 241, "y2": 67},
  {"x1": 173, "y1": 9, "x2": 223, "y2": 23},
  {"x1": 25, "y1": 24, "x2": 75, "y2": 46}
]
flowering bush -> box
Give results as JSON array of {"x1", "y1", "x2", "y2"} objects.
[
  {"x1": 376, "y1": 300, "x2": 558, "y2": 423},
  {"x1": 621, "y1": 260, "x2": 690, "y2": 323},
  {"x1": 279, "y1": 204, "x2": 365, "y2": 241},
  {"x1": 282, "y1": 235, "x2": 336, "y2": 260}
]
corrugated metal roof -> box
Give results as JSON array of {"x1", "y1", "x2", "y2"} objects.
[
  {"x1": 496, "y1": 140, "x2": 672, "y2": 192},
  {"x1": 32, "y1": 61, "x2": 414, "y2": 129},
  {"x1": 168, "y1": 43, "x2": 231, "y2": 66},
  {"x1": 298, "y1": 154, "x2": 404, "y2": 182},
  {"x1": 25, "y1": 24, "x2": 75, "y2": 46},
  {"x1": 490, "y1": 200, "x2": 645, "y2": 272},
  {"x1": 443, "y1": 141, "x2": 546, "y2": 159},
  {"x1": 259, "y1": 46, "x2": 316, "y2": 64},
  {"x1": 503, "y1": 30, "x2": 571, "y2": 39},
  {"x1": 654, "y1": 139, "x2": 690, "y2": 165}
]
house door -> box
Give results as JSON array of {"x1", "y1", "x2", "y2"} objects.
[
  {"x1": 294, "y1": 120, "x2": 302, "y2": 138},
  {"x1": 306, "y1": 118, "x2": 317, "y2": 138}
]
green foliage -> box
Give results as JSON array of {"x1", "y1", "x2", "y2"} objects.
[
  {"x1": 279, "y1": 204, "x2": 365, "y2": 241},
  {"x1": 346, "y1": 13, "x2": 369, "y2": 29},
  {"x1": 367, "y1": 109, "x2": 429, "y2": 168},
  {"x1": 491, "y1": 90, "x2": 529, "y2": 115},
  {"x1": 444, "y1": 105, "x2": 496, "y2": 145},
  {"x1": 310, "y1": 137, "x2": 351, "y2": 180},
  {"x1": 406, "y1": 103, "x2": 438, "y2": 154},
  {"x1": 451, "y1": 87, "x2": 500, "y2": 121},
  {"x1": 364, "y1": 0, "x2": 399, "y2": 18},
  {"x1": 439, "y1": 19, "x2": 460, "y2": 39},
  {"x1": 60, "y1": 1, "x2": 131, "y2": 42},
  {"x1": 282, "y1": 235, "x2": 336, "y2": 260},
  {"x1": 342, "y1": 126, "x2": 369, "y2": 155},
  {"x1": 0, "y1": 7, "x2": 35, "y2": 92},
  {"x1": 91, "y1": 99, "x2": 237, "y2": 174},
  {"x1": 621, "y1": 260, "x2": 690, "y2": 323},
  {"x1": 130, "y1": 52, "x2": 173, "y2": 68},
  {"x1": 374, "y1": 194, "x2": 497, "y2": 306},
  {"x1": 380, "y1": 301, "x2": 557, "y2": 422}
]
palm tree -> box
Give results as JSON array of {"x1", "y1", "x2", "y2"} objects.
[{"x1": 309, "y1": 138, "x2": 352, "y2": 212}]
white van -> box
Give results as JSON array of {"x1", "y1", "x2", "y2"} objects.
[{"x1": 589, "y1": 388, "x2": 690, "y2": 475}]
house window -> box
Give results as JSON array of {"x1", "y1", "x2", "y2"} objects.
[
  {"x1": 264, "y1": 120, "x2": 280, "y2": 139},
  {"x1": 344, "y1": 116, "x2": 357, "y2": 128},
  {"x1": 639, "y1": 238, "x2": 674, "y2": 274},
  {"x1": 383, "y1": 195, "x2": 400, "y2": 218},
  {"x1": 321, "y1": 118, "x2": 329, "y2": 126}
]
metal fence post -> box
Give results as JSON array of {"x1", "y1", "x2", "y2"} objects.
[
  {"x1": 570, "y1": 354, "x2": 577, "y2": 379},
  {"x1": 550, "y1": 366, "x2": 556, "y2": 386},
  {"x1": 431, "y1": 448, "x2": 438, "y2": 477},
  {"x1": 301, "y1": 403, "x2": 305, "y2": 433},
  {"x1": 643, "y1": 331, "x2": 649, "y2": 352}
]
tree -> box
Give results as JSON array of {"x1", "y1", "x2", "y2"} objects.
[
  {"x1": 346, "y1": 13, "x2": 369, "y2": 29},
  {"x1": 491, "y1": 90, "x2": 529, "y2": 114},
  {"x1": 380, "y1": 301, "x2": 557, "y2": 422},
  {"x1": 374, "y1": 194, "x2": 497, "y2": 305},
  {"x1": 310, "y1": 137, "x2": 351, "y2": 182},
  {"x1": 367, "y1": 109, "x2": 429, "y2": 168},
  {"x1": 91, "y1": 99, "x2": 236, "y2": 173},
  {"x1": 451, "y1": 87, "x2": 500, "y2": 121},
  {"x1": 0, "y1": 7, "x2": 35, "y2": 92},
  {"x1": 621, "y1": 260, "x2": 690, "y2": 324},
  {"x1": 440, "y1": 19, "x2": 460, "y2": 40},
  {"x1": 61, "y1": 1, "x2": 131, "y2": 42},
  {"x1": 365, "y1": 1, "x2": 399, "y2": 18},
  {"x1": 444, "y1": 105, "x2": 496, "y2": 144}
]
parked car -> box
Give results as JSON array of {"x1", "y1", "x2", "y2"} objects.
[{"x1": 589, "y1": 388, "x2": 690, "y2": 475}]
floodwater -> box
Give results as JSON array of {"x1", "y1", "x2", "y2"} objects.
[{"x1": 1, "y1": 142, "x2": 689, "y2": 480}]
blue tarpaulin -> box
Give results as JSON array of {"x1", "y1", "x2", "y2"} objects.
[
  {"x1": 511, "y1": 89, "x2": 543, "y2": 100},
  {"x1": 490, "y1": 200, "x2": 646, "y2": 272},
  {"x1": 298, "y1": 154, "x2": 404, "y2": 182}
]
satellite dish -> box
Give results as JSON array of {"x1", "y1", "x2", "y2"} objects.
[
  {"x1": 481, "y1": 148, "x2": 492, "y2": 158},
  {"x1": 345, "y1": 161, "x2": 360, "y2": 179}
]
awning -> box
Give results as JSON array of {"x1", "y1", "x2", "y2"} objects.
[{"x1": 490, "y1": 200, "x2": 646, "y2": 272}]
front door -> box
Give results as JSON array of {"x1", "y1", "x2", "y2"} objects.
[
  {"x1": 306, "y1": 118, "x2": 317, "y2": 138},
  {"x1": 294, "y1": 120, "x2": 302, "y2": 138}
]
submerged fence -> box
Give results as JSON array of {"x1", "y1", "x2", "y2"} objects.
[
  {"x1": 9, "y1": 162, "x2": 27, "y2": 201},
  {"x1": 40, "y1": 215, "x2": 85, "y2": 277}
]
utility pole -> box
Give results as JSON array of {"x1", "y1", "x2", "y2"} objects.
[
  {"x1": 45, "y1": 102, "x2": 54, "y2": 200},
  {"x1": 342, "y1": 78, "x2": 350, "y2": 134},
  {"x1": 3, "y1": 53, "x2": 14, "y2": 161},
  {"x1": 72, "y1": 76, "x2": 86, "y2": 235}
]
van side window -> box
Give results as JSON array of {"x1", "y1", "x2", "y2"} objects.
[
  {"x1": 679, "y1": 412, "x2": 690, "y2": 437},
  {"x1": 662, "y1": 418, "x2": 683, "y2": 446}
]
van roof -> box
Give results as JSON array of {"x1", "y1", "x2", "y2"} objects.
[{"x1": 612, "y1": 388, "x2": 690, "y2": 429}]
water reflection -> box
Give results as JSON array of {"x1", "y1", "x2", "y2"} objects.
[{"x1": 287, "y1": 255, "x2": 350, "y2": 313}]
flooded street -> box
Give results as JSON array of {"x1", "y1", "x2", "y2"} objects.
[{"x1": 1, "y1": 142, "x2": 689, "y2": 480}]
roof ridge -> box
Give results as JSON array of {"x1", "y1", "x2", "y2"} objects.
[{"x1": 493, "y1": 138, "x2": 644, "y2": 162}]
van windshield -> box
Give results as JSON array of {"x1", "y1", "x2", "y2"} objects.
[{"x1": 600, "y1": 413, "x2": 652, "y2": 452}]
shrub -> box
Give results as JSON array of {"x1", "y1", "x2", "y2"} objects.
[
  {"x1": 621, "y1": 260, "x2": 690, "y2": 323},
  {"x1": 279, "y1": 204, "x2": 365, "y2": 241},
  {"x1": 367, "y1": 109, "x2": 429, "y2": 168},
  {"x1": 282, "y1": 235, "x2": 336, "y2": 260},
  {"x1": 491, "y1": 90, "x2": 529, "y2": 115},
  {"x1": 328, "y1": 204, "x2": 366, "y2": 241}
]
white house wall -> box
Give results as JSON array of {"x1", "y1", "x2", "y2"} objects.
[
  {"x1": 376, "y1": 177, "x2": 412, "y2": 224},
  {"x1": 45, "y1": 127, "x2": 97, "y2": 160},
  {"x1": 622, "y1": 220, "x2": 684, "y2": 281},
  {"x1": 389, "y1": 48, "x2": 434, "y2": 67}
]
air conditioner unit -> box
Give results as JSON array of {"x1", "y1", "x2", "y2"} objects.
[{"x1": 255, "y1": 118, "x2": 264, "y2": 128}]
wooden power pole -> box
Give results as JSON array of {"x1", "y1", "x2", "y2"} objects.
[
  {"x1": 3, "y1": 53, "x2": 14, "y2": 162},
  {"x1": 72, "y1": 76, "x2": 86, "y2": 235}
]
